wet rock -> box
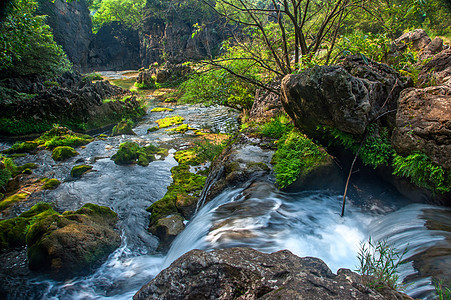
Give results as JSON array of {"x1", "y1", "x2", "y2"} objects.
[
  {"x1": 134, "y1": 247, "x2": 412, "y2": 300},
  {"x1": 148, "y1": 214, "x2": 185, "y2": 251},
  {"x1": 391, "y1": 85, "x2": 451, "y2": 169},
  {"x1": 27, "y1": 203, "x2": 120, "y2": 278},
  {"x1": 281, "y1": 56, "x2": 405, "y2": 136},
  {"x1": 200, "y1": 133, "x2": 273, "y2": 205}
]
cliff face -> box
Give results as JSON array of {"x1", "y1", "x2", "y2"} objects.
[{"x1": 37, "y1": 0, "x2": 92, "y2": 71}]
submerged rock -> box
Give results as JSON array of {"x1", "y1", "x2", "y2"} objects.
[{"x1": 134, "y1": 247, "x2": 412, "y2": 300}]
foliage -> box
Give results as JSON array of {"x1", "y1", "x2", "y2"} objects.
[
  {"x1": 155, "y1": 116, "x2": 184, "y2": 128},
  {"x1": 0, "y1": 0, "x2": 71, "y2": 77},
  {"x1": 134, "y1": 80, "x2": 157, "y2": 90},
  {"x1": 194, "y1": 138, "x2": 227, "y2": 162},
  {"x1": 258, "y1": 114, "x2": 293, "y2": 139},
  {"x1": 356, "y1": 238, "x2": 406, "y2": 289},
  {"x1": 0, "y1": 118, "x2": 54, "y2": 136},
  {"x1": 179, "y1": 66, "x2": 255, "y2": 111},
  {"x1": 434, "y1": 280, "x2": 451, "y2": 300},
  {"x1": 392, "y1": 152, "x2": 450, "y2": 193},
  {"x1": 90, "y1": 0, "x2": 146, "y2": 33},
  {"x1": 83, "y1": 72, "x2": 103, "y2": 81},
  {"x1": 272, "y1": 129, "x2": 328, "y2": 189}
]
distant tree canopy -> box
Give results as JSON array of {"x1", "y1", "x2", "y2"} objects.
[
  {"x1": 0, "y1": 0, "x2": 71, "y2": 77},
  {"x1": 90, "y1": 0, "x2": 146, "y2": 33}
]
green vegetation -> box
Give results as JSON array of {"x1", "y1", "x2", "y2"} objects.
[
  {"x1": 83, "y1": 72, "x2": 103, "y2": 81},
  {"x1": 151, "y1": 107, "x2": 174, "y2": 112},
  {"x1": 155, "y1": 116, "x2": 184, "y2": 128},
  {"x1": 89, "y1": 0, "x2": 146, "y2": 33},
  {"x1": 4, "y1": 126, "x2": 93, "y2": 155},
  {"x1": 322, "y1": 125, "x2": 450, "y2": 194},
  {"x1": 134, "y1": 80, "x2": 156, "y2": 90},
  {"x1": 0, "y1": 0, "x2": 71, "y2": 77},
  {"x1": 0, "y1": 155, "x2": 36, "y2": 190},
  {"x1": 51, "y1": 146, "x2": 79, "y2": 161},
  {"x1": 272, "y1": 129, "x2": 329, "y2": 189},
  {"x1": 393, "y1": 152, "x2": 450, "y2": 194},
  {"x1": 258, "y1": 115, "x2": 293, "y2": 139},
  {"x1": 356, "y1": 238, "x2": 407, "y2": 289},
  {"x1": 111, "y1": 141, "x2": 166, "y2": 166},
  {"x1": 111, "y1": 119, "x2": 135, "y2": 136},
  {"x1": 70, "y1": 165, "x2": 93, "y2": 178},
  {"x1": 0, "y1": 193, "x2": 28, "y2": 211},
  {"x1": 434, "y1": 280, "x2": 451, "y2": 300},
  {"x1": 147, "y1": 126, "x2": 159, "y2": 133},
  {"x1": 41, "y1": 178, "x2": 61, "y2": 190}
]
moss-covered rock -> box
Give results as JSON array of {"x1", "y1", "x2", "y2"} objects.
[
  {"x1": 52, "y1": 146, "x2": 79, "y2": 161},
  {"x1": 0, "y1": 193, "x2": 28, "y2": 211},
  {"x1": 25, "y1": 203, "x2": 120, "y2": 278},
  {"x1": 151, "y1": 107, "x2": 174, "y2": 112},
  {"x1": 166, "y1": 124, "x2": 196, "y2": 134},
  {"x1": 155, "y1": 116, "x2": 184, "y2": 128},
  {"x1": 42, "y1": 178, "x2": 61, "y2": 190},
  {"x1": 148, "y1": 214, "x2": 184, "y2": 251},
  {"x1": 70, "y1": 165, "x2": 93, "y2": 178},
  {"x1": 147, "y1": 126, "x2": 159, "y2": 133},
  {"x1": 111, "y1": 141, "x2": 165, "y2": 166},
  {"x1": 111, "y1": 119, "x2": 136, "y2": 136},
  {"x1": 22, "y1": 168, "x2": 33, "y2": 175}
]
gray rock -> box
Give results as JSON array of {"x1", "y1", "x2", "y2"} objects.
[{"x1": 134, "y1": 247, "x2": 412, "y2": 300}]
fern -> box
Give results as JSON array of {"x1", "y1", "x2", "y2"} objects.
[{"x1": 393, "y1": 152, "x2": 450, "y2": 193}]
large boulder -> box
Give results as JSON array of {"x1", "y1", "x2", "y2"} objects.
[
  {"x1": 391, "y1": 86, "x2": 450, "y2": 169},
  {"x1": 418, "y1": 48, "x2": 451, "y2": 87},
  {"x1": 281, "y1": 56, "x2": 405, "y2": 136},
  {"x1": 27, "y1": 203, "x2": 121, "y2": 278},
  {"x1": 134, "y1": 247, "x2": 412, "y2": 300}
]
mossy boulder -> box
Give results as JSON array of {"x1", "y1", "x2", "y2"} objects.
[
  {"x1": 71, "y1": 165, "x2": 93, "y2": 178},
  {"x1": 42, "y1": 178, "x2": 61, "y2": 190},
  {"x1": 111, "y1": 119, "x2": 135, "y2": 136},
  {"x1": 52, "y1": 146, "x2": 79, "y2": 161},
  {"x1": 111, "y1": 142, "x2": 164, "y2": 166},
  {"x1": 166, "y1": 124, "x2": 196, "y2": 134},
  {"x1": 0, "y1": 193, "x2": 28, "y2": 211},
  {"x1": 25, "y1": 203, "x2": 120, "y2": 278},
  {"x1": 148, "y1": 214, "x2": 185, "y2": 251},
  {"x1": 147, "y1": 126, "x2": 159, "y2": 133},
  {"x1": 155, "y1": 116, "x2": 184, "y2": 128},
  {"x1": 151, "y1": 107, "x2": 174, "y2": 112}
]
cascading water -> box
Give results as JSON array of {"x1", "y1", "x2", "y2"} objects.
[{"x1": 1, "y1": 72, "x2": 449, "y2": 299}]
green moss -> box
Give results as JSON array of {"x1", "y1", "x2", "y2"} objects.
[
  {"x1": 97, "y1": 134, "x2": 108, "y2": 140},
  {"x1": 151, "y1": 107, "x2": 174, "y2": 112},
  {"x1": 273, "y1": 129, "x2": 329, "y2": 189},
  {"x1": 164, "y1": 97, "x2": 177, "y2": 103},
  {"x1": 71, "y1": 165, "x2": 93, "y2": 178},
  {"x1": 111, "y1": 119, "x2": 135, "y2": 136},
  {"x1": 22, "y1": 168, "x2": 32, "y2": 175},
  {"x1": 42, "y1": 178, "x2": 61, "y2": 190},
  {"x1": 51, "y1": 146, "x2": 79, "y2": 161},
  {"x1": 4, "y1": 141, "x2": 39, "y2": 153},
  {"x1": 0, "y1": 193, "x2": 28, "y2": 211},
  {"x1": 111, "y1": 141, "x2": 164, "y2": 166},
  {"x1": 147, "y1": 126, "x2": 159, "y2": 133},
  {"x1": 155, "y1": 116, "x2": 184, "y2": 128},
  {"x1": 0, "y1": 168, "x2": 12, "y2": 189},
  {"x1": 83, "y1": 72, "x2": 103, "y2": 81},
  {"x1": 69, "y1": 203, "x2": 118, "y2": 223},
  {"x1": 166, "y1": 124, "x2": 196, "y2": 134},
  {"x1": 259, "y1": 114, "x2": 293, "y2": 139}
]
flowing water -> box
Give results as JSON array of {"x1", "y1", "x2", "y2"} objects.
[{"x1": 1, "y1": 72, "x2": 450, "y2": 299}]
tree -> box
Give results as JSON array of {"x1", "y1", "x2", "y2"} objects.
[
  {"x1": 0, "y1": 0, "x2": 71, "y2": 78},
  {"x1": 202, "y1": 0, "x2": 369, "y2": 91},
  {"x1": 90, "y1": 0, "x2": 146, "y2": 33}
]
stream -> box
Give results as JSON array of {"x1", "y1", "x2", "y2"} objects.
[{"x1": 1, "y1": 71, "x2": 450, "y2": 299}]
